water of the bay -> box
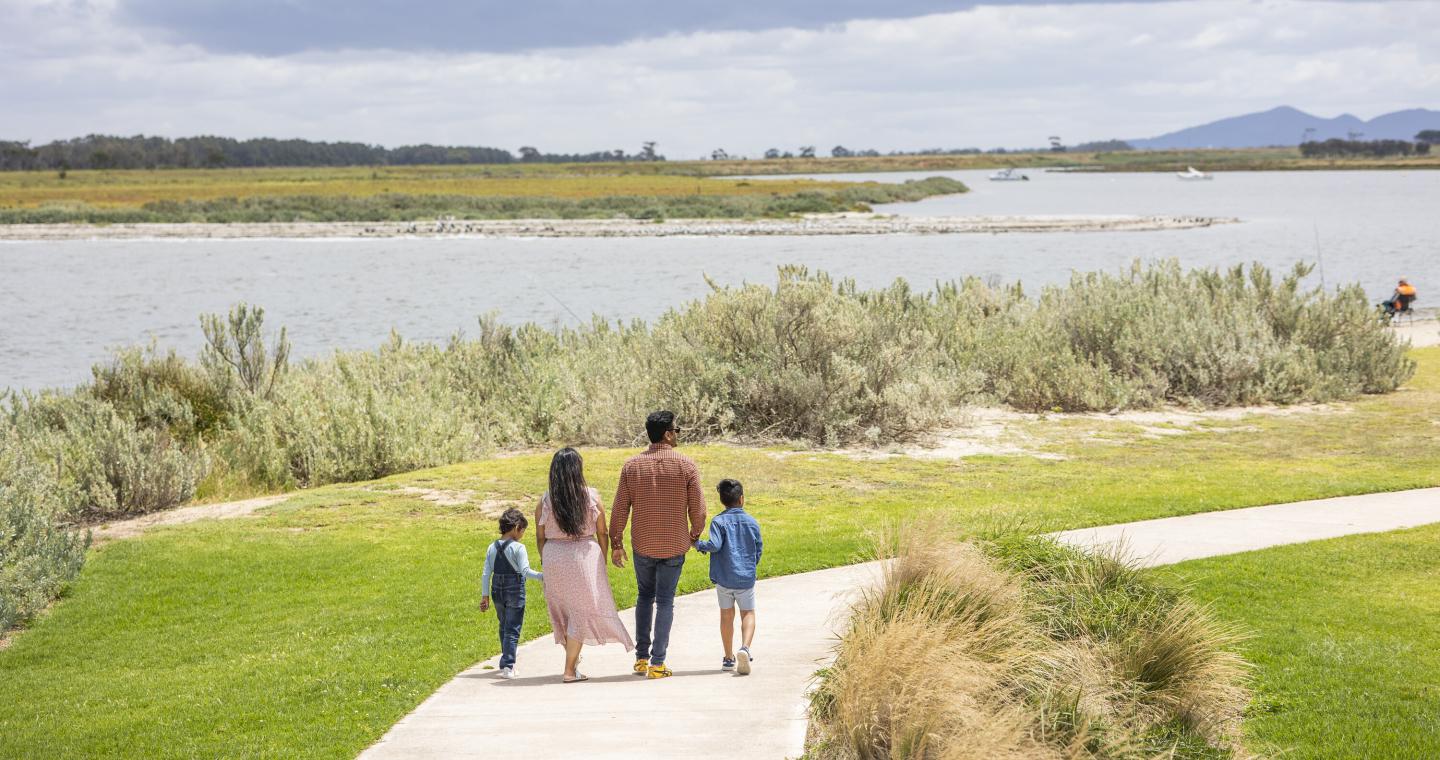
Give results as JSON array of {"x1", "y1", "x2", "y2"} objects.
[{"x1": 2, "y1": 169, "x2": 1436, "y2": 389}]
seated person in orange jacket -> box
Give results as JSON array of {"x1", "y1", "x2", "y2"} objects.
[
  {"x1": 1382, "y1": 278, "x2": 1417, "y2": 316},
  {"x1": 1394, "y1": 279, "x2": 1418, "y2": 310}
]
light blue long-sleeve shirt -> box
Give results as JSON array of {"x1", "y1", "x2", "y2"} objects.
[
  {"x1": 695, "y1": 507, "x2": 762, "y2": 590},
  {"x1": 480, "y1": 539, "x2": 543, "y2": 596}
]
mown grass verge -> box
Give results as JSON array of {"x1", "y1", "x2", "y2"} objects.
[
  {"x1": 1158, "y1": 523, "x2": 1440, "y2": 759},
  {"x1": 0, "y1": 347, "x2": 1436, "y2": 758}
]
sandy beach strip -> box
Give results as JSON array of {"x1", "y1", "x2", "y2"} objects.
[{"x1": 0, "y1": 214, "x2": 1236, "y2": 241}]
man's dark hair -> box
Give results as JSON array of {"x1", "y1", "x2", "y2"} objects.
[
  {"x1": 645, "y1": 410, "x2": 676, "y2": 444},
  {"x1": 498, "y1": 507, "x2": 528, "y2": 535},
  {"x1": 717, "y1": 478, "x2": 744, "y2": 508}
]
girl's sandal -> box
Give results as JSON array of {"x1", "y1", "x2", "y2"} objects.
[{"x1": 563, "y1": 673, "x2": 590, "y2": 683}]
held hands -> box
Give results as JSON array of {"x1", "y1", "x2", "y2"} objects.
[
  {"x1": 479, "y1": 596, "x2": 490, "y2": 612},
  {"x1": 611, "y1": 547, "x2": 626, "y2": 568}
]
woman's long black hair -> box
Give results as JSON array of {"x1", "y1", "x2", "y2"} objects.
[{"x1": 548, "y1": 447, "x2": 590, "y2": 536}]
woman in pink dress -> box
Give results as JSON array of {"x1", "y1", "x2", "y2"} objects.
[{"x1": 536, "y1": 447, "x2": 634, "y2": 682}]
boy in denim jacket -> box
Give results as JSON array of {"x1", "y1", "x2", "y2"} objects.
[{"x1": 694, "y1": 479, "x2": 763, "y2": 675}]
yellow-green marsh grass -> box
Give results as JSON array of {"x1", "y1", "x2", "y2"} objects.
[
  {"x1": 6, "y1": 148, "x2": 1436, "y2": 211},
  {"x1": 0, "y1": 165, "x2": 857, "y2": 209}
]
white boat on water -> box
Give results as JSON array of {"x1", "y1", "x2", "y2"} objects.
[
  {"x1": 1177, "y1": 166, "x2": 1213, "y2": 181},
  {"x1": 989, "y1": 168, "x2": 1030, "y2": 181}
]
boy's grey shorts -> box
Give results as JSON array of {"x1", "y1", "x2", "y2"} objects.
[{"x1": 716, "y1": 584, "x2": 757, "y2": 611}]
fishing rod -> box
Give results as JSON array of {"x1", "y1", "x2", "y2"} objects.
[{"x1": 521, "y1": 269, "x2": 587, "y2": 327}]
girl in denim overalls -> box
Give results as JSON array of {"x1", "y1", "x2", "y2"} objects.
[{"x1": 479, "y1": 508, "x2": 544, "y2": 679}]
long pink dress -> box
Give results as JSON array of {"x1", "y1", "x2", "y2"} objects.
[{"x1": 538, "y1": 488, "x2": 635, "y2": 649}]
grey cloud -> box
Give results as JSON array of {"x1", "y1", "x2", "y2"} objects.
[
  {"x1": 113, "y1": 0, "x2": 1196, "y2": 55},
  {"x1": 3, "y1": 1, "x2": 1436, "y2": 156},
  {"x1": 118, "y1": 0, "x2": 963, "y2": 54}
]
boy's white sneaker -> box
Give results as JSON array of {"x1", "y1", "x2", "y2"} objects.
[
  {"x1": 498, "y1": 667, "x2": 516, "y2": 679},
  {"x1": 736, "y1": 647, "x2": 752, "y2": 676}
]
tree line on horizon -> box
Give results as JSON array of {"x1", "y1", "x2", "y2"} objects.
[
  {"x1": 1299, "y1": 136, "x2": 1434, "y2": 159},
  {"x1": 0, "y1": 135, "x2": 670, "y2": 171},
  {"x1": 1, "y1": 133, "x2": 1149, "y2": 172},
  {"x1": 12, "y1": 130, "x2": 1435, "y2": 172}
]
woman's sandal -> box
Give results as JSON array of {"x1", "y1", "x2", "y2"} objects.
[{"x1": 563, "y1": 673, "x2": 590, "y2": 683}]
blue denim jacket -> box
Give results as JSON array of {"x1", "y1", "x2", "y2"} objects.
[{"x1": 695, "y1": 507, "x2": 762, "y2": 590}]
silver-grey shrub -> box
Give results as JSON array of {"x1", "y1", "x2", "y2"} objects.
[
  {"x1": 0, "y1": 437, "x2": 89, "y2": 632},
  {"x1": 7, "y1": 393, "x2": 204, "y2": 519},
  {"x1": 999, "y1": 261, "x2": 1415, "y2": 410},
  {"x1": 648, "y1": 268, "x2": 971, "y2": 444},
  {"x1": 269, "y1": 337, "x2": 480, "y2": 486}
]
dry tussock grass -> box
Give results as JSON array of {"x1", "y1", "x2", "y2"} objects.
[{"x1": 810, "y1": 527, "x2": 1253, "y2": 760}]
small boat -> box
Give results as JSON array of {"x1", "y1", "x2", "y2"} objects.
[
  {"x1": 1177, "y1": 166, "x2": 1213, "y2": 181},
  {"x1": 989, "y1": 168, "x2": 1029, "y2": 182}
]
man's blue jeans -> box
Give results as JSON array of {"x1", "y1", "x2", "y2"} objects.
[{"x1": 633, "y1": 551, "x2": 685, "y2": 665}]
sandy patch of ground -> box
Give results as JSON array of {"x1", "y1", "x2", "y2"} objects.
[
  {"x1": 389, "y1": 486, "x2": 477, "y2": 507},
  {"x1": 843, "y1": 412, "x2": 1062, "y2": 462},
  {"x1": 370, "y1": 485, "x2": 522, "y2": 517},
  {"x1": 843, "y1": 402, "x2": 1346, "y2": 462},
  {"x1": 474, "y1": 499, "x2": 528, "y2": 516},
  {"x1": 91, "y1": 495, "x2": 288, "y2": 543},
  {"x1": 0, "y1": 214, "x2": 1236, "y2": 241},
  {"x1": 1393, "y1": 317, "x2": 1439, "y2": 348}
]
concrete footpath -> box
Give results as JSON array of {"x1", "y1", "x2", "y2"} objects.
[
  {"x1": 1052, "y1": 488, "x2": 1440, "y2": 567},
  {"x1": 360, "y1": 562, "x2": 880, "y2": 760},
  {"x1": 359, "y1": 487, "x2": 1440, "y2": 760}
]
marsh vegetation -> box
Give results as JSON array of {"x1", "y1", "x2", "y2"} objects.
[
  {"x1": 0, "y1": 171, "x2": 965, "y2": 223},
  {"x1": 0, "y1": 260, "x2": 1414, "y2": 634}
]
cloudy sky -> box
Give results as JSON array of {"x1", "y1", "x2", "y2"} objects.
[{"x1": 4, "y1": 0, "x2": 1438, "y2": 156}]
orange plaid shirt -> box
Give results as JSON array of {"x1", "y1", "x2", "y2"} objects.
[{"x1": 609, "y1": 443, "x2": 707, "y2": 559}]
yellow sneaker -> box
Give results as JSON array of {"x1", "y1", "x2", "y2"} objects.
[
  {"x1": 646, "y1": 664, "x2": 674, "y2": 679},
  {"x1": 632, "y1": 658, "x2": 650, "y2": 676}
]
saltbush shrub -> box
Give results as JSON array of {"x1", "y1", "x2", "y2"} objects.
[
  {"x1": 8, "y1": 394, "x2": 204, "y2": 520},
  {"x1": 0, "y1": 440, "x2": 89, "y2": 632}
]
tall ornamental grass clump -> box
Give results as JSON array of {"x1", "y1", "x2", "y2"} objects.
[
  {"x1": 0, "y1": 261, "x2": 1415, "y2": 633},
  {"x1": 807, "y1": 530, "x2": 1250, "y2": 759}
]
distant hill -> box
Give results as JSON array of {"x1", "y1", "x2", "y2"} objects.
[{"x1": 1130, "y1": 106, "x2": 1440, "y2": 149}]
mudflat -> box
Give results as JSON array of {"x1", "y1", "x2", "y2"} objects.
[{"x1": 0, "y1": 214, "x2": 1235, "y2": 241}]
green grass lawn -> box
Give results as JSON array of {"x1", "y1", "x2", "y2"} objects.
[
  {"x1": 1, "y1": 348, "x2": 1436, "y2": 759},
  {"x1": 1158, "y1": 524, "x2": 1440, "y2": 759}
]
